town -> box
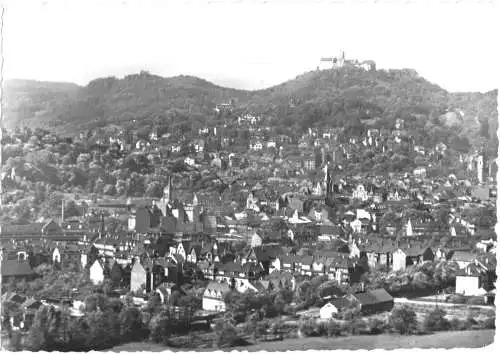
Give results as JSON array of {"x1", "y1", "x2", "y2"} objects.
[{"x1": 0, "y1": 93, "x2": 497, "y2": 350}]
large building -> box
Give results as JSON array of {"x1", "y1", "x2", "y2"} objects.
[{"x1": 318, "y1": 51, "x2": 376, "y2": 72}]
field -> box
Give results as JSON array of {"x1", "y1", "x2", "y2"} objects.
[{"x1": 111, "y1": 330, "x2": 495, "y2": 352}]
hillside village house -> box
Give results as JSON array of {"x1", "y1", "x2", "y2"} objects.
[
  {"x1": 320, "y1": 288, "x2": 393, "y2": 319},
  {"x1": 450, "y1": 251, "x2": 476, "y2": 269},
  {"x1": 130, "y1": 260, "x2": 148, "y2": 292},
  {"x1": 352, "y1": 184, "x2": 369, "y2": 201},
  {"x1": 1, "y1": 260, "x2": 36, "y2": 284},
  {"x1": 392, "y1": 247, "x2": 434, "y2": 272},
  {"x1": 89, "y1": 259, "x2": 105, "y2": 285},
  {"x1": 455, "y1": 263, "x2": 487, "y2": 296},
  {"x1": 202, "y1": 282, "x2": 230, "y2": 312}
]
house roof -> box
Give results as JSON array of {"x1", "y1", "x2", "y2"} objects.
[
  {"x1": 219, "y1": 262, "x2": 243, "y2": 274},
  {"x1": 456, "y1": 263, "x2": 483, "y2": 277},
  {"x1": 1, "y1": 260, "x2": 35, "y2": 277},
  {"x1": 250, "y1": 245, "x2": 282, "y2": 262},
  {"x1": 329, "y1": 297, "x2": 356, "y2": 309},
  {"x1": 353, "y1": 288, "x2": 393, "y2": 306},
  {"x1": 1, "y1": 223, "x2": 44, "y2": 236},
  {"x1": 2, "y1": 292, "x2": 26, "y2": 304},
  {"x1": 22, "y1": 298, "x2": 43, "y2": 309},
  {"x1": 205, "y1": 281, "x2": 231, "y2": 293},
  {"x1": 450, "y1": 251, "x2": 476, "y2": 262}
]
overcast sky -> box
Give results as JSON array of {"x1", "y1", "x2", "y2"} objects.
[{"x1": 3, "y1": 0, "x2": 499, "y2": 92}]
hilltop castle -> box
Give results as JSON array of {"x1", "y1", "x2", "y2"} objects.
[{"x1": 318, "y1": 50, "x2": 376, "y2": 72}]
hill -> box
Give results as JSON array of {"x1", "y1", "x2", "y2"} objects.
[{"x1": 4, "y1": 68, "x2": 498, "y2": 152}]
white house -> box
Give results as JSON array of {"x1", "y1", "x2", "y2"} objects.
[
  {"x1": 267, "y1": 141, "x2": 277, "y2": 149},
  {"x1": 250, "y1": 231, "x2": 263, "y2": 248},
  {"x1": 392, "y1": 249, "x2": 407, "y2": 272},
  {"x1": 52, "y1": 247, "x2": 61, "y2": 263},
  {"x1": 406, "y1": 220, "x2": 414, "y2": 237},
  {"x1": 455, "y1": 264, "x2": 486, "y2": 296},
  {"x1": 184, "y1": 157, "x2": 195, "y2": 167},
  {"x1": 413, "y1": 167, "x2": 427, "y2": 178},
  {"x1": 350, "y1": 219, "x2": 362, "y2": 234},
  {"x1": 320, "y1": 302, "x2": 339, "y2": 319},
  {"x1": 249, "y1": 141, "x2": 263, "y2": 151},
  {"x1": 202, "y1": 282, "x2": 230, "y2": 312},
  {"x1": 130, "y1": 261, "x2": 147, "y2": 292},
  {"x1": 176, "y1": 242, "x2": 189, "y2": 262},
  {"x1": 89, "y1": 259, "x2": 105, "y2": 285},
  {"x1": 352, "y1": 184, "x2": 368, "y2": 201}
]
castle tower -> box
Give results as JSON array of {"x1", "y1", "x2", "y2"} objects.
[{"x1": 339, "y1": 50, "x2": 345, "y2": 67}]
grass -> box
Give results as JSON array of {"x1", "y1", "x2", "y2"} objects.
[
  {"x1": 111, "y1": 330, "x2": 495, "y2": 352},
  {"x1": 237, "y1": 330, "x2": 496, "y2": 351}
]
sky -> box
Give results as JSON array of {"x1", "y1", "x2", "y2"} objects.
[{"x1": 3, "y1": 0, "x2": 500, "y2": 93}]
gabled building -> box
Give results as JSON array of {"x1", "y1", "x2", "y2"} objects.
[
  {"x1": 0, "y1": 260, "x2": 36, "y2": 283},
  {"x1": 89, "y1": 259, "x2": 106, "y2": 285},
  {"x1": 392, "y1": 246, "x2": 434, "y2": 271},
  {"x1": 455, "y1": 263, "x2": 486, "y2": 296},
  {"x1": 353, "y1": 288, "x2": 394, "y2": 314},
  {"x1": 202, "y1": 282, "x2": 230, "y2": 312}
]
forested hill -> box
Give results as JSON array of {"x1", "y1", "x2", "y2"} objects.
[{"x1": 4, "y1": 68, "x2": 498, "y2": 153}]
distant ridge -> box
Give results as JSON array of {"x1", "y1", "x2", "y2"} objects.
[{"x1": 3, "y1": 68, "x2": 498, "y2": 154}]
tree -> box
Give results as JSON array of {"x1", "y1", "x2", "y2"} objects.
[
  {"x1": 389, "y1": 306, "x2": 418, "y2": 334},
  {"x1": 423, "y1": 307, "x2": 450, "y2": 332},
  {"x1": 145, "y1": 181, "x2": 163, "y2": 198},
  {"x1": 103, "y1": 184, "x2": 116, "y2": 196},
  {"x1": 149, "y1": 314, "x2": 172, "y2": 344},
  {"x1": 213, "y1": 320, "x2": 240, "y2": 348},
  {"x1": 178, "y1": 294, "x2": 202, "y2": 311},
  {"x1": 85, "y1": 310, "x2": 120, "y2": 350},
  {"x1": 119, "y1": 306, "x2": 148, "y2": 342},
  {"x1": 144, "y1": 292, "x2": 162, "y2": 313},
  {"x1": 479, "y1": 119, "x2": 490, "y2": 138},
  {"x1": 127, "y1": 172, "x2": 145, "y2": 197},
  {"x1": 28, "y1": 306, "x2": 69, "y2": 351}
]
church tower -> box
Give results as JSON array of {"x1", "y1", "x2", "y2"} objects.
[
  {"x1": 158, "y1": 176, "x2": 173, "y2": 217},
  {"x1": 326, "y1": 167, "x2": 333, "y2": 196},
  {"x1": 185, "y1": 193, "x2": 199, "y2": 224},
  {"x1": 477, "y1": 154, "x2": 484, "y2": 183}
]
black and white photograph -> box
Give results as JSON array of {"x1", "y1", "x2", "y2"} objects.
[{"x1": 0, "y1": 0, "x2": 497, "y2": 351}]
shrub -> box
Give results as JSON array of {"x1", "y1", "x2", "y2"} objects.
[
  {"x1": 213, "y1": 321, "x2": 241, "y2": 348},
  {"x1": 326, "y1": 320, "x2": 342, "y2": 337},
  {"x1": 347, "y1": 318, "x2": 368, "y2": 335},
  {"x1": 366, "y1": 317, "x2": 388, "y2": 335},
  {"x1": 269, "y1": 319, "x2": 285, "y2": 335},
  {"x1": 481, "y1": 317, "x2": 496, "y2": 329},
  {"x1": 465, "y1": 314, "x2": 478, "y2": 328},
  {"x1": 313, "y1": 321, "x2": 328, "y2": 337},
  {"x1": 119, "y1": 306, "x2": 148, "y2": 342},
  {"x1": 298, "y1": 319, "x2": 318, "y2": 337},
  {"x1": 341, "y1": 308, "x2": 361, "y2": 320},
  {"x1": 149, "y1": 314, "x2": 171, "y2": 344},
  {"x1": 447, "y1": 294, "x2": 466, "y2": 304},
  {"x1": 466, "y1": 297, "x2": 485, "y2": 305},
  {"x1": 389, "y1": 306, "x2": 418, "y2": 335},
  {"x1": 423, "y1": 307, "x2": 450, "y2": 332},
  {"x1": 449, "y1": 317, "x2": 467, "y2": 331}
]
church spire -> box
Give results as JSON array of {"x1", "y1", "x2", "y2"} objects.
[{"x1": 164, "y1": 176, "x2": 173, "y2": 204}]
